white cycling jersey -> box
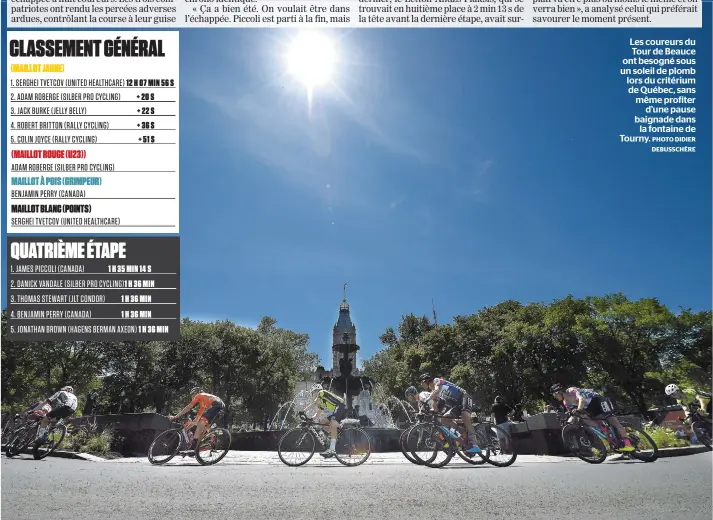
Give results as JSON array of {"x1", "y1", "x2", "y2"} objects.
[
  {"x1": 49, "y1": 391, "x2": 78, "y2": 411},
  {"x1": 418, "y1": 391, "x2": 435, "y2": 408}
]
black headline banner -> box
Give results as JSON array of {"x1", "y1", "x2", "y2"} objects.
[{"x1": 6, "y1": 236, "x2": 180, "y2": 341}]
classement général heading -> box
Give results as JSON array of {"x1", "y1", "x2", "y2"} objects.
[{"x1": 9, "y1": 38, "x2": 166, "y2": 58}]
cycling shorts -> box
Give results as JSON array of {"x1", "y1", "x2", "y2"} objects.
[
  {"x1": 48, "y1": 405, "x2": 75, "y2": 420},
  {"x1": 584, "y1": 396, "x2": 614, "y2": 418},
  {"x1": 443, "y1": 394, "x2": 473, "y2": 417},
  {"x1": 326, "y1": 403, "x2": 347, "y2": 422},
  {"x1": 200, "y1": 400, "x2": 225, "y2": 424}
]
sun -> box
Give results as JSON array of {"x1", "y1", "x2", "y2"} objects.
[{"x1": 284, "y1": 32, "x2": 337, "y2": 89}]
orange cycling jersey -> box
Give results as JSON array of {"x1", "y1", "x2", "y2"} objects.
[{"x1": 188, "y1": 393, "x2": 221, "y2": 420}]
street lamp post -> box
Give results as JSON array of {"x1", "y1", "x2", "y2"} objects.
[{"x1": 341, "y1": 332, "x2": 353, "y2": 417}]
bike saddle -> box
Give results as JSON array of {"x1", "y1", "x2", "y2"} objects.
[{"x1": 697, "y1": 390, "x2": 712, "y2": 398}]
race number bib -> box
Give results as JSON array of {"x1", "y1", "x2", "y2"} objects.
[{"x1": 600, "y1": 399, "x2": 614, "y2": 413}]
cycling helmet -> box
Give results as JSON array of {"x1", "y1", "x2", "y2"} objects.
[
  {"x1": 665, "y1": 384, "x2": 679, "y2": 396},
  {"x1": 310, "y1": 383, "x2": 323, "y2": 394},
  {"x1": 550, "y1": 383, "x2": 563, "y2": 394},
  {"x1": 190, "y1": 386, "x2": 202, "y2": 395},
  {"x1": 405, "y1": 386, "x2": 418, "y2": 398},
  {"x1": 61, "y1": 386, "x2": 74, "y2": 394},
  {"x1": 419, "y1": 374, "x2": 433, "y2": 382}
]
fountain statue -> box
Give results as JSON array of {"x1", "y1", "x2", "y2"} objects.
[{"x1": 269, "y1": 285, "x2": 417, "y2": 431}]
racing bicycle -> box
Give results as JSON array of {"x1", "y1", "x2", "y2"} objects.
[
  {"x1": 560, "y1": 409, "x2": 658, "y2": 464},
  {"x1": 399, "y1": 408, "x2": 486, "y2": 466},
  {"x1": 405, "y1": 405, "x2": 516, "y2": 468},
  {"x1": 685, "y1": 408, "x2": 712, "y2": 450},
  {"x1": 148, "y1": 411, "x2": 231, "y2": 466},
  {"x1": 277, "y1": 411, "x2": 371, "y2": 467},
  {"x1": 5, "y1": 411, "x2": 68, "y2": 460}
]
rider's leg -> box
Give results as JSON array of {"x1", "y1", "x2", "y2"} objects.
[
  {"x1": 193, "y1": 403, "x2": 221, "y2": 447},
  {"x1": 327, "y1": 417, "x2": 338, "y2": 441},
  {"x1": 37, "y1": 407, "x2": 57, "y2": 439},
  {"x1": 462, "y1": 411, "x2": 476, "y2": 436},
  {"x1": 38, "y1": 405, "x2": 53, "y2": 431},
  {"x1": 193, "y1": 419, "x2": 207, "y2": 448},
  {"x1": 317, "y1": 416, "x2": 338, "y2": 456},
  {"x1": 459, "y1": 395, "x2": 480, "y2": 453},
  {"x1": 440, "y1": 417, "x2": 457, "y2": 430},
  {"x1": 321, "y1": 406, "x2": 344, "y2": 456},
  {"x1": 605, "y1": 416, "x2": 630, "y2": 441}
]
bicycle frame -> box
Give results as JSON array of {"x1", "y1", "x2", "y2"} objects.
[
  {"x1": 583, "y1": 420, "x2": 620, "y2": 448},
  {"x1": 179, "y1": 416, "x2": 220, "y2": 449}
]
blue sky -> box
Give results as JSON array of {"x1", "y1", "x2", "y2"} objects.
[{"x1": 3, "y1": 16, "x2": 713, "y2": 368}]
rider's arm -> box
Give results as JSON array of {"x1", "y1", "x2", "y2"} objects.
[
  {"x1": 175, "y1": 395, "x2": 199, "y2": 417},
  {"x1": 697, "y1": 397, "x2": 707, "y2": 412},
  {"x1": 427, "y1": 380, "x2": 441, "y2": 403},
  {"x1": 303, "y1": 398, "x2": 320, "y2": 417},
  {"x1": 505, "y1": 405, "x2": 513, "y2": 420},
  {"x1": 576, "y1": 396, "x2": 587, "y2": 411},
  {"x1": 193, "y1": 403, "x2": 208, "y2": 422}
]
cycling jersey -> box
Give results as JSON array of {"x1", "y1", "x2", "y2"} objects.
[
  {"x1": 188, "y1": 393, "x2": 222, "y2": 419},
  {"x1": 678, "y1": 388, "x2": 711, "y2": 414},
  {"x1": 433, "y1": 378, "x2": 464, "y2": 402},
  {"x1": 418, "y1": 391, "x2": 434, "y2": 404},
  {"x1": 316, "y1": 390, "x2": 344, "y2": 413},
  {"x1": 48, "y1": 391, "x2": 78, "y2": 412},
  {"x1": 563, "y1": 388, "x2": 599, "y2": 409}
]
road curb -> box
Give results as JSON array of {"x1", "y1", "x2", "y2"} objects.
[
  {"x1": 4, "y1": 444, "x2": 709, "y2": 463},
  {"x1": 1, "y1": 444, "x2": 106, "y2": 461},
  {"x1": 654, "y1": 445, "x2": 711, "y2": 457}
]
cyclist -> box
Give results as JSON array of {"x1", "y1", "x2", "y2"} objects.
[
  {"x1": 169, "y1": 387, "x2": 225, "y2": 451},
  {"x1": 665, "y1": 384, "x2": 711, "y2": 419},
  {"x1": 303, "y1": 384, "x2": 346, "y2": 458},
  {"x1": 420, "y1": 374, "x2": 480, "y2": 454},
  {"x1": 405, "y1": 386, "x2": 436, "y2": 412},
  {"x1": 551, "y1": 384, "x2": 634, "y2": 452},
  {"x1": 34, "y1": 386, "x2": 78, "y2": 443}
]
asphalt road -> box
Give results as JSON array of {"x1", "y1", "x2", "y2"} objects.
[{"x1": 2, "y1": 453, "x2": 711, "y2": 520}]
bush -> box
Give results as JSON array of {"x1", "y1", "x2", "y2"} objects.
[
  {"x1": 644, "y1": 425, "x2": 690, "y2": 448},
  {"x1": 59, "y1": 418, "x2": 115, "y2": 455}
]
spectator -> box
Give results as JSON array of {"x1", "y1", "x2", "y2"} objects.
[
  {"x1": 491, "y1": 396, "x2": 513, "y2": 443},
  {"x1": 83, "y1": 389, "x2": 99, "y2": 416},
  {"x1": 511, "y1": 403, "x2": 529, "y2": 422}
]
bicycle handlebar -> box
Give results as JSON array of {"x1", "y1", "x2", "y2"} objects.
[{"x1": 298, "y1": 411, "x2": 316, "y2": 424}]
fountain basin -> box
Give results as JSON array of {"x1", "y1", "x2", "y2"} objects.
[{"x1": 230, "y1": 427, "x2": 403, "y2": 452}]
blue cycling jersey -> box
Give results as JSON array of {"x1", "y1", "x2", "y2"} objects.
[{"x1": 434, "y1": 378, "x2": 464, "y2": 401}]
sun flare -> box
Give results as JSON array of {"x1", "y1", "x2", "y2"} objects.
[{"x1": 284, "y1": 32, "x2": 337, "y2": 89}]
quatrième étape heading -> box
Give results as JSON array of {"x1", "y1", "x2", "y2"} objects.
[
  {"x1": 11, "y1": 240, "x2": 127, "y2": 260},
  {"x1": 9, "y1": 37, "x2": 166, "y2": 58}
]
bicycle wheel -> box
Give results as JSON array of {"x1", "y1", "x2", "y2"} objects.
[
  {"x1": 33, "y1": 423, "x2": 67, "y2": 460},
  {"x1": 692, "y1": 422, "x2": 712, "y2": 450},
  {"x1": 562, "y1": 424, "x2": 607, "y2": 464},
  {"x1": 6, "y1": 426, "x2": 38, "y2": 457},
  {"x1": 456, "y1": 447, "x2": 486, "y2": 465},
  {"x1": 406, "y1": 424, "x2": 454, "y2": 468},
  {"x1": 624, "y1": 426, "x2": 658, "y2": 462},
  {"x1": 195, "y1": 427, "x2": 232, "y2": 466},
  {"x1": 148, "y1": 429, "x2": 181, "y2": 465},
  {"x1": 2, "y1": 416, "x2": 15, "y2": 444},
  {"x1": 335, "y1": 426, "x2": 371, "y2": 467},
  {"x1": 278, "y1": 427, "x2": 316, "y2": 467},
  {"x1": 475, "y1": 423, "x2": 517, "y2": 467},
  {"x1": 400, "y1": 426, "x2": 422, "y2": 465}
]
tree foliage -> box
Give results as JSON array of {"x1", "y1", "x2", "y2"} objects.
[
  {"x1": 362, "y1": 294, "x2": 712, "y2": 413},
  {"x1": 1, "y1": 310, "x2": 318, "y2": 428}
]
